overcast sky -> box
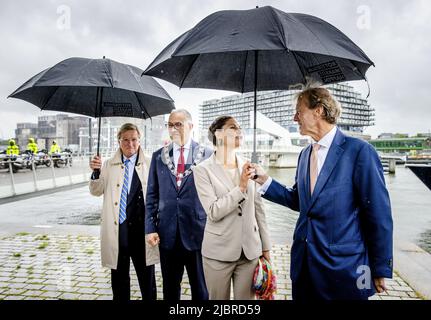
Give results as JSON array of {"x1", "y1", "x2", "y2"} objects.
[{"x1": 0, "y1": 0, "x2": 430, "y2": 139}]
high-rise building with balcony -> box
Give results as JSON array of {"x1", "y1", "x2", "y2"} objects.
[{"x1": 199, "y1": 83, "x2": 374, "y2": 139}]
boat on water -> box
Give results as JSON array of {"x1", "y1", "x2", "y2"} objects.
[
  {"x1": 406, "y1": 164, "x2": 431, "y2": 191},
  {"x1": 378, "y1": 152, "x2": 407, "y2": 164}
]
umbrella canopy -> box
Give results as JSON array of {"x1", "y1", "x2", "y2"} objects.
[
  {"x1": 9, "y1": 57, "x2": 175, "y2": 155},
  {"x1": 144, "y1": 6, "x2": 374, "y2": 161},
  {"x1": 9, "y1": 57, "x2": 174, "y2": 118}
]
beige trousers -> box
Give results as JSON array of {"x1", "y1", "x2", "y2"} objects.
[{"x1": 203, "y1": 253, "x2": 258, "y2": 300}]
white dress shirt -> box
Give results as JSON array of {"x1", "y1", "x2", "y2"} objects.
[
  {"x1": 173, "y1": 139, "x2": 192, "y2": 168},
  {"x1": 122, "y1": 152, "x2": 137, "y2": 194},
  {"x1": 258, "y1": 126, "x2": 338, "y2": 195}
]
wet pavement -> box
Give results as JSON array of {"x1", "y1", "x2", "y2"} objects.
[{"x1": 0, "y1": 233, "x2": 422, "y2": 300}]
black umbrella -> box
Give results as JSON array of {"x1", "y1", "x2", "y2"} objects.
[
  {"x1": 144, "y1": 6, "x2": 374, "y2": 162},
  {"x1": 9, "y1": 56, "x2": 175, "y2": 156}
]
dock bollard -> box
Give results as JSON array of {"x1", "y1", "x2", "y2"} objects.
[{"x1": 388, "y1": 159, "x2": 396, "y2": 174}]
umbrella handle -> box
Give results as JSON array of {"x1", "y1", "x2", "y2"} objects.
[
  {"x1": 92, "y1": 87, "x2": 103, "y2": 180},
  {"x1": 92, "y1": 169, "x2": 100, "y2": 179}
]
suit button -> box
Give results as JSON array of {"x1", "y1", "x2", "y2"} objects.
[
  {"x1": 176, "y1": 197, "x2": 179, "y2": 200},
  {"x1": 114, "y1": 221, "x2": 117, "y2": 225},
  {"x1": 117, "y1": 184, "x2": 120, "y2": 187},
  {"x1": 238, "y1": 213, "x2": 242, "y2": 216},
  {"x1": 114, "y1": 202, "x2": 118, "y2": 206}
]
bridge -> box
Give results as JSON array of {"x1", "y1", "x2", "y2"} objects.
[{"x1": 236, "y1": 111, "x2": 306, "y2": 167}]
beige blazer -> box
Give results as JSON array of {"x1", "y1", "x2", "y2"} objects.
[
  {"x1": 89, "y1": 147, "x2": 160, "y2": 269},
  {"x1": 192, "y1": 153, "x2": 271, "y2": 262}
]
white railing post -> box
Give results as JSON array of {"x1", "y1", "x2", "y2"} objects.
[
  {"x1": 8, "y1": 160, "x2": 16, "y2": 196},
  {"x1": 67, "y1": 157, "x2": 73, "y2": 185},
  {"x1": 50, "y1": 156, "x2": 57, "y2": 188},
  {"x1": 31, "y1": 158, "x2": 39, "y2": 191}
]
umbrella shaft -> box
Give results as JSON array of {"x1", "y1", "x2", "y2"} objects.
[
  {"x1": 97, "y1": 116, "x2": 102, "y2": 156},
  {"x1": 96, "y1": 87, "x2": 104, "y2": 156},
  {"x1": 252, "y1": 50, "x2": 258, "y2": 163}
]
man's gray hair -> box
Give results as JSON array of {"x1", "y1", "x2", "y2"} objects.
[
  {"x1": 170, "y1": 109, "x2": 193, "y2": 123},
  {"x1": 291, "y1": 78, "x2": 342, "y2": 124}
]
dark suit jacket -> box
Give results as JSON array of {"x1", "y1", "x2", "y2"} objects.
[
  {"x1": 119, "y1": 153, "x2": 147, "y2": 255},
  {"x1": 263, "y1": 128, "x2": 393, "y2": 299},
  {"x1": 145, "y1": 140, "x2": 213, "y2": 251}
]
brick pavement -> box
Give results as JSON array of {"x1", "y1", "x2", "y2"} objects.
[{"x1": 0, "y1": 233, "x2": 423, "y2": 300}]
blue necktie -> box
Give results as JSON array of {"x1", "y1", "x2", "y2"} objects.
[{"x1": 119, "y1": 159, "x2": 130, "y2": 224}]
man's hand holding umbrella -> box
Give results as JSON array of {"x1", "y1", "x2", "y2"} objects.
[{"x1": 89, "y1": 155, "x2": 102, "y2": 172}]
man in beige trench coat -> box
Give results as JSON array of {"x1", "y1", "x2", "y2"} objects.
[{"x1": 89, "y1": 123, "x2": 159, "y2": 301}]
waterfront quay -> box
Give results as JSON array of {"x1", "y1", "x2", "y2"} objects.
[
  {"x1": 0, "y1": 165, "x2": 430, "y2": 300},
  {"x1": 0, "y1": 232, "x2": 422, "y2": 300}
]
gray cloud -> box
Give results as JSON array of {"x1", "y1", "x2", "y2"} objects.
[{"x1": 0, "y1": 0, "x2": 430, "y2": 139}]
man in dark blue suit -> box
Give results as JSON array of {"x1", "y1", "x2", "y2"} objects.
[
  {"x1": 252, "y1": 87, "x2": 393, "y2": 300},
  {"x1": 146, "y1": 109, "x2": 212, "y2": 301}
]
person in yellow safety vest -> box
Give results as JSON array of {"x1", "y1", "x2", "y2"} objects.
[
  {"x1": 50, "y1": 140, "x2": 61, "y2": 154},
  {"x1": 6, "y1": 139, "x2": 20, "y2": 155},
  {"x1": 27, "y1": 138, "x2": 38, "y2": 154}
]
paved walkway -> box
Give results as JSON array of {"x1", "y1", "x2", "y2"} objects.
[{"x1": 0, "y1": 232, "x2": 422, "y2": 300}]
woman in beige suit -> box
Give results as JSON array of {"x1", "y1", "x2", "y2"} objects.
[{"x1": 192, "y1": 116, "x2": 271, "y2": 300}]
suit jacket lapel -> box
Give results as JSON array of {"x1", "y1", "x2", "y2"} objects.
[
  {"x1": 127, "y1": 168, "x2": 139, "y2": 206},
  {"x1": 166, "y1": 143, "x2": 178, "y2": 190},
  {"x1": 185, "y1": 141, "x2": 197, "y2": 171},
  {"x1": 110, "y1": 149, "x2": 123, "y2": 222},
  {"x1": 307, "y1": 129, "x2": 346, "y2": 213},
  {"x1": 134, "y1": 148, "x2": 147, "y2": 187},
  {"x1": 128, "y1": 149, "x2": 143, "y2": 205},
  {"x1": 301, "y1": 145, "x2": 312, "y2": 204},
  {"x1": 210, "y1": 153, "x2": 236, "y2": 191}
]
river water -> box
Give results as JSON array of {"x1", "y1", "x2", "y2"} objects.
[
  {"x1": 1, "y1": 165, "x2": 430, "y2": 254},
  {"x1": 264, "y1": 166, "x2": 431, "y2": 254}
]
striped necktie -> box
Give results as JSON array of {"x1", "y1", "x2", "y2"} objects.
[{"x1": 119, "y1": 159, "x2": 130, "y2": 224}]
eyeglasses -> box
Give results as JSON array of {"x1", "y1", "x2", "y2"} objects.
[
  {"x1": 166, "y1": 122, "x2": 184, "y2": 130},
  {"x1": 119, "y1": 138, "x2": 140, "y2": 144}
]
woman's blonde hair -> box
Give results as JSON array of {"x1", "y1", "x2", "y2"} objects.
[{"x1": 117, "y1": 123, "x2": 141, "y2": 140}]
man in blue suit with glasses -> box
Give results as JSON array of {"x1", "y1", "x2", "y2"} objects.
[
  {"x1": 252, "y1": 86, "x2": 393, "y2": 300},
  {"x1": 146, "y1": 109, "x2": 212, "y2": 301}
]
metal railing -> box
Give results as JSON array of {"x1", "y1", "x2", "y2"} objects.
[
  {"x1": 0, "y1": 150, "x2": 157, "y2": 198},
  {"x1": 0, "y1": 154, "x2": 104, "y2": 198}
]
